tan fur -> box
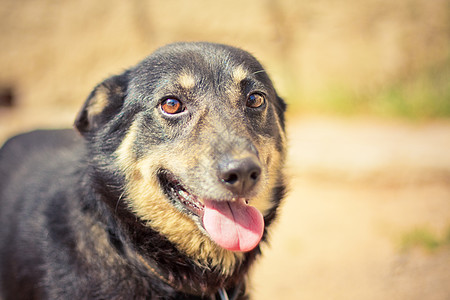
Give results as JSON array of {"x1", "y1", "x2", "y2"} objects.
[
  {"x1": 224, "y1": 64, "x2": 250, "y2": 100},
  {"x1": 250, "y1": 146, "x2": 283, "y2": 216},
  {"x1": 115, "y1": 122, "x2": 245, "y2": 274},
  {"x1": 86, "y1": 86, "x2": 109, "y2": 123},
  {"x1": 231, "y1": 65, "x2": 249, "y2": 84},
  {"x1": 251, "y1": 126, "x2": 286, "y2": 216},
  {"x1": 177, "y1": 72, "x2": 196, "y2": 90}
]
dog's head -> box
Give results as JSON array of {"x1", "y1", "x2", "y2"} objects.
[{"x1": 75, "y1": 42, "x2": 286, "y2": 272}]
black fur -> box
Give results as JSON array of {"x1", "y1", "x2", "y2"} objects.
[{"x1": 0, "y1": 42, "x2": 286, "y2": 299}]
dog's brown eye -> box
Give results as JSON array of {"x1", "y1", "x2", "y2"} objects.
[
  {"x1": 161, "y1": 98, "x2": 184, "y2": 114},
  {"x1": 246, "y1": 93, "x2": 265, "y2": 109}
]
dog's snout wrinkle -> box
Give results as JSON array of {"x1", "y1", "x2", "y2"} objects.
[{"x1": 218, "y1": 155, "x2": 261, "y2": 196}]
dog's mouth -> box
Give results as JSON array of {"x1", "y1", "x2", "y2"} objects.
[
  {"x1": 158, "y1": 170, "x2": 264, "y2": 252},
  {"x1": 158, "y1": 171, "x2": 205, "y2": 217}
]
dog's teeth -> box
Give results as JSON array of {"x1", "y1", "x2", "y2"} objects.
[{"x1": 178, "y1": 190, "x2": 189, "y2": 199}]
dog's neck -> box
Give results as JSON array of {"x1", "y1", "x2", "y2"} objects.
[
  {"x1": 103, "y1": 199, "x2": 259, "y2": 297},
  {"x1": 85, "y1": 171, "x2": 265, "y2": 297},
  {"x1": 135, "y1": 250, "x2": 247, "y2": 299}
]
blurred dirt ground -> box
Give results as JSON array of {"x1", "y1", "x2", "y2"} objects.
[
  {"x1": 1, "y1": 0, "x2": 450, "y2": 299},
  {"x1": 251, "y1": 116, "x2": 450, "y2": 300}
]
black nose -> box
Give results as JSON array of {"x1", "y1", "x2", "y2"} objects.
[{"x1": 218, "y1": 155, "x2": 262, "y2": 196}]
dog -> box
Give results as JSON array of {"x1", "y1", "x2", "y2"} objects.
[{"x1": 0, "y1": 42, "x2": 287, "y2": 299}]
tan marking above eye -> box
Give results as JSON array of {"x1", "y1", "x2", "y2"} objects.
[
  {"x1": 232, "y1": 65, "x2": 249, "y2": 84},
  {"x1": 178, "y1": 72, "x2": 196, "y2": 90}
]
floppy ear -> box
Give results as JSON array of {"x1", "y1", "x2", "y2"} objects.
[{"x1": 74, "y1": 74, "x2": 128, "y2": 136}]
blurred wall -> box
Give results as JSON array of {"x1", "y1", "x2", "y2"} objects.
[{"x1": 0, "y1": 0, "x2": 449, "y2": 117}]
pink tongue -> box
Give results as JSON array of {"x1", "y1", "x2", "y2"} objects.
[{"x1": 202, "y1": 199, "x2": 264, "y2": 252}]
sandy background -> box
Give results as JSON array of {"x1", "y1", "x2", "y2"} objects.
[{"x1": 1, "y1": 0, "x2": 449, "y2": 299}]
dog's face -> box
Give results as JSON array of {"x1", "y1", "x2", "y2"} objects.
[{"x1": 75, "y1": 42, "x2": 286, "y2": 273}]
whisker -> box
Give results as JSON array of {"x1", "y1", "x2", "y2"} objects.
[
  {"x1": 115, "y1": 190, "x2": 126, "y2": 214},
  {"x1": 252, "y1": 70, "x2": 266, "y2": 75}
]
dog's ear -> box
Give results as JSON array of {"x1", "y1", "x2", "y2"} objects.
[
  {"x1": 275, "y1": 96, "x2": 287, "y2": 130},
  {"x1": 74, "y1": 74, "x2": 128, "y2": 137}
]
